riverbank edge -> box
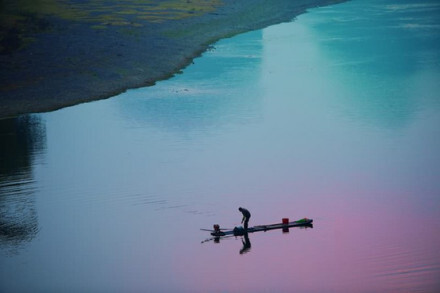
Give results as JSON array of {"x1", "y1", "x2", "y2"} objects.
[{"x1": 0, "y1": 0, "x2": 346, "y2": 119}]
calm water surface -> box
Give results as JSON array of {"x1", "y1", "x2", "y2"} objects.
[{"x1": 1, "y1": 0, "x2": 440, "y2": 292}]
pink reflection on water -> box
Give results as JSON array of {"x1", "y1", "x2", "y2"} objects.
[{"x1": 174, "y1": 191, "x2": 440, "y2": 292}]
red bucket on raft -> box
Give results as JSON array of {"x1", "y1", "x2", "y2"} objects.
[{"x1": 282, "y1": 218, "x2": 289, "y2": 224}]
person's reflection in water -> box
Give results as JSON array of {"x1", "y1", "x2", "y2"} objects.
[{"x1": 239, "y1": 232, "x2": 251, "y2": 254}]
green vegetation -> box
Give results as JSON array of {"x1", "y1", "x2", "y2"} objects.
[{"x1": 0, "y1": 0, "x2": 223, "y2": 53}]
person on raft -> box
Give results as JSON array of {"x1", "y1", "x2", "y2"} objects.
[{"x1": 238, "y1": 207, "x2": 251, "y2": 230}]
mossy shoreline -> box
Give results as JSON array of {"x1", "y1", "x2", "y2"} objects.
[{"x1": 0, "y1": 0, "x2": 345, "y2": 119}]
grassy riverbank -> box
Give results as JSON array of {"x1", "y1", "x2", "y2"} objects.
[{"x1": 0, "y1": 0, "x2": 345, "y2": 119}]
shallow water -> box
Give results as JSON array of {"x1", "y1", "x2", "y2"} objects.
[{"x1": 1, "y1": 0, "x2": 440, "y2": 292}]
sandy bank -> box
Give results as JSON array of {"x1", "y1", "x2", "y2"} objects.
[{"x1": 0, "y1": 0, "x2": 345, "y2": 119}]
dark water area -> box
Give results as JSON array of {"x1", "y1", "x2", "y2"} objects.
[
  {"x1": 1, "y1": 0, "x2": 440, "y2": 292},
  {"x1": 0, "y1": 116, "x2": 45, "y2": 253}
]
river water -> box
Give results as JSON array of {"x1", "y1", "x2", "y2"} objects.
[{"x1": 1, "y1": 0, "x2": 440, "y2": 292}]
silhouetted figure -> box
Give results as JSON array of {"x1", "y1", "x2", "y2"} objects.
[{"x1": 238, "y1": 207, "x2": 251, "y2": 230}]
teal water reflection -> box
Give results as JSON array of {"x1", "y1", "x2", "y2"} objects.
[
  {"x1": 305, "y1": 0, "x2": 440, "y2": 129},
  {"x1": 118, "y1": 30, "x2": 264, "y2": 135},
  {"x1": 1, "y1": 0, "x2": 440, "y2": 292}
]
